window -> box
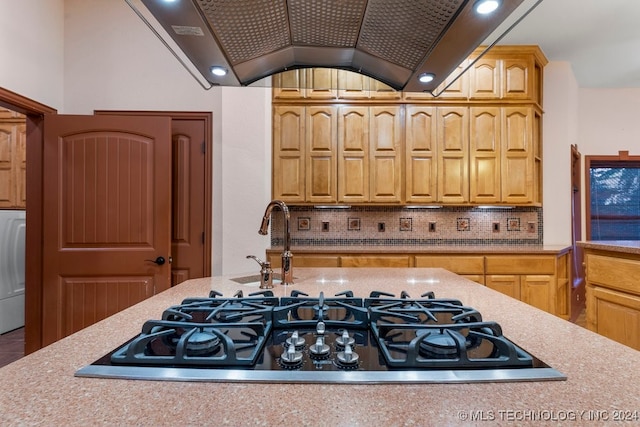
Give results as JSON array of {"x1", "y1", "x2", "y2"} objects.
[{"x1": 586, "y1": 152, "x2": 640, "y2": 240}]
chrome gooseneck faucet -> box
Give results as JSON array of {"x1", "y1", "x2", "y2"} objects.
[{"x1": 259, "y1": 200, "x2": 293, "y2": 285}]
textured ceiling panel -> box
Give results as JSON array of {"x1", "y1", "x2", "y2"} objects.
[
  {"x1": 358, "y1": 0, "x2": 463, "y2": 70},
  {"x1": 288, "y1": 0, "x2": 367, "y2": 47},
  {"x1": 197, "y1": 0, "x2": 290, "y2": 65}
]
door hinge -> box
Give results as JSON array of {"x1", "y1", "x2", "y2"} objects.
[
  {"x1": 201, "y1": 141, "x2": 206, "y2": 154},
  {"x1": 202, "y1": 231, "x2": 205, "y2": 244}
]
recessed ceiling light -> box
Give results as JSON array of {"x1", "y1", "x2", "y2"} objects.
[
  {"x1": 475, "y1": 0, "x2": 500, "y2": 15},
  {"x1": 210, "y1": 66, "x2": 228, "y2": 76},
  {"x1": 418, "y1": 73, "x2": 435, "y2": 83}
]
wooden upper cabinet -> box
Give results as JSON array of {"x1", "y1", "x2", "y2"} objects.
[
  {"x1": 0, "y1": 124, "x2": 13, "y2": 207},
  {"x1": 272, "y1": 106, "x2": 306, "y2": 202},
  {"x1": 272, "y1": 69, "x2": 306, "y2": 99},
  {"x1": 405, "y1": 106, "x2": 437, "y2": 203},
  {"x1": 306, "y1": 68, "x2": 338, "y2": 99},
  {"x1": 501, "y1": 107, "x2": 534, "y2": 204},
  {"x1": 469, "y1": 57, "x2": 501, "y2": 99},
  {"x1": 337, "y1": 105, "x2": 402, "y2": 203},
  {"x1": 306, "y1": 106, "x2": 337, "y2": 203},
  {"x1": 273, "y1": 47, "x2": 546, "y2": 104},
  {"x1": 469, "y1": 106, "x2": 501, "y2": 204},
  {"x1": 0, "y1": 110, "x2": 26, "y2": 209},
  {"x1": 503, "y1": 56, "x2": 534, "y2": 100},
  {"x1": 271, "y1": 47, "x2": 546, "y2": 206},
  {"x1": 337, "y1": 70, "x2": 369, "y2": 100},
  {"x1": 338, "y1": 106, "x2": 369, "y2": 203},
  {"x1": 369, "y1": 79, "x2": 402, "y2": 100},
  {"x1": 369, "y1": 106, "x2": 402, "y2": 203},
  {"x1": 337, "y1": 70, "x2": 401, "y2": 100},
  {"x1": 437, "y1": 107, "x2": 469, "y2": 204}
]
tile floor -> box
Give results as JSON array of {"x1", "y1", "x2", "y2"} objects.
[{"x1": 0, "y1": 327, "x2": 25, "y2": 368}]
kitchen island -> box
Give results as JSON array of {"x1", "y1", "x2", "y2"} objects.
[
  {"x1": 580, "y1": 240, "x2": 640, "y2": 351},
  {"x1": 1, "y1": 268, "x2": 639, "y2": 426}
]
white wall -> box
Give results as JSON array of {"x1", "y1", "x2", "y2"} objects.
[
  {"x1": 61, "y1": 0, "x2": 272, "y2": 275},
  {"x1": 0, "y1": 0, "x2": 64, "y2": 109},
  {"x1": 578, "y1": 88, "x2": 640, "y2": 155},
  {"x1": 541, "y1": 61, "x2": 579, "y2": 245}
]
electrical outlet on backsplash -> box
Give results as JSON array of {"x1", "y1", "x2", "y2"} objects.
[{"x1": 269, "y1": 206, "x2": 543, "y2": 247}]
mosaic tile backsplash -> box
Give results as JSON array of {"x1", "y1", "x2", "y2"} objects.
[{"x1": 270, "y1": 206, "x2": 543, "y2": 247}]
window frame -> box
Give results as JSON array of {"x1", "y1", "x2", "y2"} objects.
[{"x1": 585, "y1": 151, "x2": 640, "y2": 240}]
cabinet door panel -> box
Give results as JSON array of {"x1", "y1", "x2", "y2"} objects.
[
  {"x1": 503, "y1": 57, "x2": 533, "y2": 100},
  {"x1": 306, "y1": 106, "x2": 337, "y2": 202},
  {"x1": 0, "y1": 125, "x2": 12, "y2": 206},
  {"x1": 306, "y1": 69, "x2": 337, "y2": 99},
  {"x1": 589, "y1": 286, "x2": 640, "y2": 350},
  {"x1": 437, "y1": 107, "x2": 468, "y2": 203},
  {"x1": 338, "y1": 107, "x2": 369, "y2": 202},
  {"x1": 470, "y1": 58, "x2": 500, "y2": 99},
  {"x1": 502, "y1": 107, "x2": 533, "y2": 203},
  {"x1": 0, "y1": 121, "x2": 26, "y2": 208},
  {"x1": 405, "y1": 106, "x2": 437, "y2": 202},
  {"x1": 470, "y1": 107, "x2": 500, "y2": 203},
  {"x1": 370, "y1": 107, "x2": 401, "y2": 202},
  {"x1": 272, "y1": 70, "x2": 306, "y2": 99},
  {"x1": 273, "y1": 106, "x2": 305, "y2": 201},
  {"x1": 369, "y1": 79, "x2": 401, "y2": 99},
  {"x1": 337, "y1": 70, "x2": 369, "y2": 99},
  {"x1": 521, "y1": 275, "x2": 552, "y2": 313},
  {"x1": 486, "y1": 275, "x2": 520, "y2": 299}
]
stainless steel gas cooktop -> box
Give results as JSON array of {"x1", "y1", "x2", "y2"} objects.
[{"x1": 75, "y1": 289, "x2": 566, "y2": 384}]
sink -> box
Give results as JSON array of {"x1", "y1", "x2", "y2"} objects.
[{"x1": 230, "y1": 273, "x2": 295, "y2": 286}]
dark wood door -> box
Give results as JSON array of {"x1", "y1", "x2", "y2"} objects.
[
  {"x1": 170, "y1": 118, "x2": 207, "y2": 285},
  {"x1": 41, "y1": 114, "x2": 172, "y2": 345},
  {"x1": 94, "y1": 110, "x2": 213, "y2": 286}
]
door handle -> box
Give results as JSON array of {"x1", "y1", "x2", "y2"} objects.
[{"x1": 146, "y1": 256, "x2": 166, "y2": 265}]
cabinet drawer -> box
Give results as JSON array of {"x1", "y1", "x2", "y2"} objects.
[
  {"x1": 340, "y1": 255, "x2": 410, "y2": 268},
  {"x1": 414, "y1": 255, "x2": 484, "y2": 274},
  {"x1": 485, "y1": 255, "x2": 555, "y2": 274},
  {"x1": 586, "y1": 254, "x2": 640, "y2": 295}
]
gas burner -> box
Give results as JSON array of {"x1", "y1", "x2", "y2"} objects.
[
  {"x1": 274, "y1": 290, "x2": 368, "y2": 329},
  {"x1": 416, "y1": 329, "x2": 460, "y2": 359},
  {"x1": 183, "y1": 329, "x2": 221, "y2": 357}
]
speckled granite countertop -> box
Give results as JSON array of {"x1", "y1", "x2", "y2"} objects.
[
  {"x1": 269, "y1": 245, "x2": 572, "y2": 254},
  {"x1": 579, "y1": 240, "x2": 640, "y2": 255},
  {"x1": 1, "y1": 268, "x2": 638, "y2": 426}
]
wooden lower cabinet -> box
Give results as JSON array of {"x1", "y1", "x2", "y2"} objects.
[
  {"x1": 341, "y1": 255, "x2": 410, "y2": 268},
  {"x1": 584, "y1": 250, "x2": 640, "y2": 350},
  {"x1": 485, "y1": 274, "x2": 555, "y2": 313},
  {"x1": 266, "y1": 252, "x2": 408, "y2": 268},
  {"x1": 266, "y1": 250, "x2": 571, "y2": 319},
  {"x1": 485, "y1": 254, "x2": 570, "y2": 319},
  {"x1": 415, "y1": 255, "x2": 484, "y2": 285}
]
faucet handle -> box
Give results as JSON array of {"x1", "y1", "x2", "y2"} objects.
[
  {"x1": 247, "y1": 255, "x2": 273, "y2": 289},
  {"x1": 246, "y1": 255, "x2": 265, "y2": 267}
]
